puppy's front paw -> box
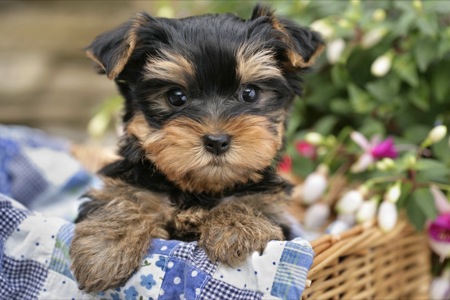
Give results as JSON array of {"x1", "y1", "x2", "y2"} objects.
[
  {"x1": 199, "y1": 206, "x2": 283, "y2": 267},
  {"x1": 70, "y1": 222, "x2": 148, "y2": 292}
]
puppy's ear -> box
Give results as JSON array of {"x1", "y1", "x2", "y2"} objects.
[
  {"x1": 85, "y1": 13, "x2": 152, "y2": 79},
  {"x1": 251, "y1": 4, "x2": 325, "y2": 70}
]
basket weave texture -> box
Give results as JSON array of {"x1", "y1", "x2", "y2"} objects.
[
  {"x1": 304, "y1": 218, "x2": 430, "y2": 299},
  {"x1": 71, "y1": 144, "x2": 431, "y2": 299}
]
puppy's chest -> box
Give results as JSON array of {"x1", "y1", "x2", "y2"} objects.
[{"x1": 168, "y1": 190, "x2": 235, "y2": 210}]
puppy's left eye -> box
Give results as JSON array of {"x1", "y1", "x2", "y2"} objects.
[
  {"x1": 239, "y1": 85, "x2": 259, "y2": 103},
  {"x1": 167, "y1": 89, "x2": 188, "y2": 107}
]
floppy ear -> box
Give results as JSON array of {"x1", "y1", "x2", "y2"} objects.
[
  {"x1": 251, "y1": 4, "x2": 325, "y2": 70},
  {"x1": 85, "y1": 13, "x2": 152, "y2": 79}
]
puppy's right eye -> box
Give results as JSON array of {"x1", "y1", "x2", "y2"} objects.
[{"x1": 167, "y1": 89, "x2": 188, "y2": 107}]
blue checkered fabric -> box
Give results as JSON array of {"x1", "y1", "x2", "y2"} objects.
[
  {"x1": 0, "y1": 256, "x2": 48, "y2": 300},
  {"x1": 0, "y1": 195, "x2": 47, "y2": 300},
  {"x1": 172, "y1": 241, "x2": 217, "y2": 275},
  {"x1": 0, "y1": 126, "x2": 315, "y2": 299},
  {"x1": 0, "y1": 194, "x2": 29, "y2": 240},
  {"x1": 0, "y1": 125, "x2": 94, "y2": 221},
  {"x1": 201, "y1": 278, "x2": 263, "y2": 300},
  {"x1": 270, "y1": 240, "x2": 314, "y2": 299}
]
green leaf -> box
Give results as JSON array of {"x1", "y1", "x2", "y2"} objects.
[
  {"x1": 403, "y1": 125, "x2": 430, "y2": 144},
  {"x1": 430, "y1": 61, "x2": 450, "y2": 103},
  {"x1": 432, "y1": 138, "x2": 450, "y2": 165},
  {"x1": 292, "y1": 155, "x2": 315, "y2": 178},
  {"x1": 405, "y1": 194, "x2": 427, "y2": 231},
  {"x1": 365, "y1": 76, "x2": 401, "y2": 102},
  {"x1": 330, "y1": 64, "x2": 350, "y2": 88},
  {"x1": 414, "y1": 37, "x2": 437, "y2": 72},
  {"x1": 416, "y1": 15, "x2": 439, "y2": 37},
  {"x1": 416, "y1": 158, "x2": 450, "y2": 183},
  {"x1": 313, "y1": 115, "x2": 338, "y2": 135},
  {"x1": 348, "y1": 83, "x2": 375, "y2": 114},
  {"x1": 408, "y1": 81, "x2": 430, "y2": 111},
  {"x1": 437, "y1": 29, "x2": 450, "y2": 59},
  {"x1": 393, "y1": 11, "x2": 415, "y2": 36},
  {"x1": 358, "y1": 117, "x2": 386, "y2": 137},
  {"x1": 396, "y1": 181, "x2": 414, "y2": 209},
  {"x1": 405, "y1": 188, "x2": 437, "y2": 231},
  {"x1": 412, "y1": 188, "x2": 438, "y2": 220},
  {"x1": 330, "y1": 98, "x2": 352, "y2": 115},
  {"x1": 393, "y1": 54, "x2": 419, "y2": 87}
]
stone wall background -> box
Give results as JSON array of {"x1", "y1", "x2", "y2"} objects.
[{"x1": 0, "y1": 0, "x2": 209, "y2": 142}]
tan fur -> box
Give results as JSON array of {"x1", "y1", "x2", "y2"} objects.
[
  {"x1": 251, "y1": 6, "x2": 324, "y2": 69},
  {"x1": 71, "y1": 178, "x2": 289, "y2": 291},
  {"x1": 127, "y1": 113, "x2": 282, "y2": 194},
  {"x1": 236, "y1": 46, "x2": 283, "y2": 83},
  {"x1": 70, "y1": 179, "x2": 174, "y2": 292},
  {"x1": 86, "y1": 13, "x2": 150, "y2": 79},
  {"x1": 198, "y1": 195, "x2": 285, "y2": 266},
  {"x1": 271, "y1": 17, "x2": 324, "y2": 69},
  {"x1": 144, "y1": 49, "x2": 195, "y2": 88}
]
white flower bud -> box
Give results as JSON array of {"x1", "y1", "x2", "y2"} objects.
[
  {"x1": 325, "y1": 220, "x2": 350, "y2": 235},
  {"x1": 351, "y1": 153, "x2": 374, "y2": 173},
  {"x1": 361, "y1": 27, "x2": 387, "y2": 49},
  {"x1": 428, "y1": 125, "x2": 447, "y2": 144},
  {"x1": 156, "y1": 6, "x2": 175, "y2": 18},
  {"x1": 371, "y1": 53, "x2": 392, "y2": 77},
  {"x1": 326, "y1": 38, "x2": 346, "y2": 64},
  {"x1": 301, "y1": 167, "x2": 328, "y2": 205},
  {"x1": 304, "y1": 203, "x2": 330, "y2": 229},
  {"x1": 405, "y1": 154, "x2": 417, "y2": 169},
  {"x1": 336, "y1": 190, "x2": 364, "y2": 214},
  {"x1": 337, "y1": 213, "x2": 356, "y2": 227},
  {"x1": 372, "y1": 9, "x2": 386, "y2": 22},
  {"x1": 377, "y1": 201, "x2": 398, "y2": 232},
  {"x1": 304, "y1": 132, "x2": 324, "y2": 146},
  {"x1": 430, "y1": 185, "x2": 450, "y2": 214},
  {"x1": 310, "y1": 19, "x2": 335, "y2": 40},
  {"x1": 87, "y1": 111, "x2": 109, "y2": 138},
  {"x1": 384, "y1": 181, "x2": 401, "y2": 203},
  {"x1": 413, "y1": 0, "x2": 423, "y2": 11},
  {"x1": 356, "y1": 198, "x2": 378, "y2": 223},
  {"x1": 375, "y1": 158, "x2": 396, "y2": 172},
  {"x1": 428, "y1": 239, "x2": 450, "y2": 262},
  {"x1": 430, "y1": 276, "x2": 450, "y2": 300},
  {"x1": 375, "y1": 160, "x2": 388, "y2": 171}
]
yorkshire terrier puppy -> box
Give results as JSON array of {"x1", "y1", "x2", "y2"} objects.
[{"x1": 70, "y1": 4, "x2": 323, "y2": 292}]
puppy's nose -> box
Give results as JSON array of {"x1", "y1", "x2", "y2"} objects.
[{"x1": 203, "y1": 134, "x2": 231, "y2": 155}]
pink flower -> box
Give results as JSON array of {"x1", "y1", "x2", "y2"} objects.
[
  {"x1": 278, "y1": 155, "x2": 292, "y2": 173},
  {"x1": 295, "y1": 141, "x2": 317, "y2": 159},
  {"x1": 371, "y1": 138, "x2": 397, "y2": 159},
  {"x1": 430, "y1": 185, "x2": 450, "y2": 214},
  {"x1": 350, "y1": 131, "x2": 398, "y2": 173},
  {"x1": 428, "y1": 213, "x2": 450, "y2": 260},
  {"x1": 429, "y1": 214, "x2": 450, "y2": 242}
]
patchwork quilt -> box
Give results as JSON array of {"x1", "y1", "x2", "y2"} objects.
[{"x1": 0, "y1": 125, "x2": 314, "y2": 299}]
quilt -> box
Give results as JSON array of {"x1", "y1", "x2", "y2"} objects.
[{"x1": 0, "y1": 125, "x2": 314, "y2": 299}]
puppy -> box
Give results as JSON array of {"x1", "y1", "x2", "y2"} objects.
[{"x1": 70, "y1": 4, "x2": 324, "y2": 292}]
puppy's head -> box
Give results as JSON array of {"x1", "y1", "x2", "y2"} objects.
[{"x1": 87, "y1": 5, "x2": 324, "y2": 194}]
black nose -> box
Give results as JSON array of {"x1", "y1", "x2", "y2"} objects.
[{"x1": 203, "y1": 134, "x2": 231, "y2": 155}]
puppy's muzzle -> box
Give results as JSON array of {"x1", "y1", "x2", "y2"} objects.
[{"x1": 203, "y1": 134, "x2": 231, "y2": 155}]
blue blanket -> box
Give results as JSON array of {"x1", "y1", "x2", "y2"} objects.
[{"x1": 0, "y1": 126, "x2": 314, "y2": 299}]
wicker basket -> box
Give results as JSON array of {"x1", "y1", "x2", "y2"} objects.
[
  {"x1": 71, "y1": 144, "x2": 431, "y2": 299},
  {"x1": 304, "y1": 218, "x2": 430, "y2": 299}
]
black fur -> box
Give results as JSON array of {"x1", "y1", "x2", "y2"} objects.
[{"x1": 78, "y1": 5, "x2": 323, "y2": 235}]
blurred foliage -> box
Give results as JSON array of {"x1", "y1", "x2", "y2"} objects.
[
  {"x1": 275, "y1": 0, "x2": 450, "y2": 163},
  {"x1": 91, "y1": 0, "x2": 450, "y2": 148}
]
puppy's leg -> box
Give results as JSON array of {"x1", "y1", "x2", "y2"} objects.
[
  {"x1": 70, "y1": 185, "x2": 173, "y2": 292},
  {"x1": 198, "y1": 196, "x2": 285, "y2": 267}
]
